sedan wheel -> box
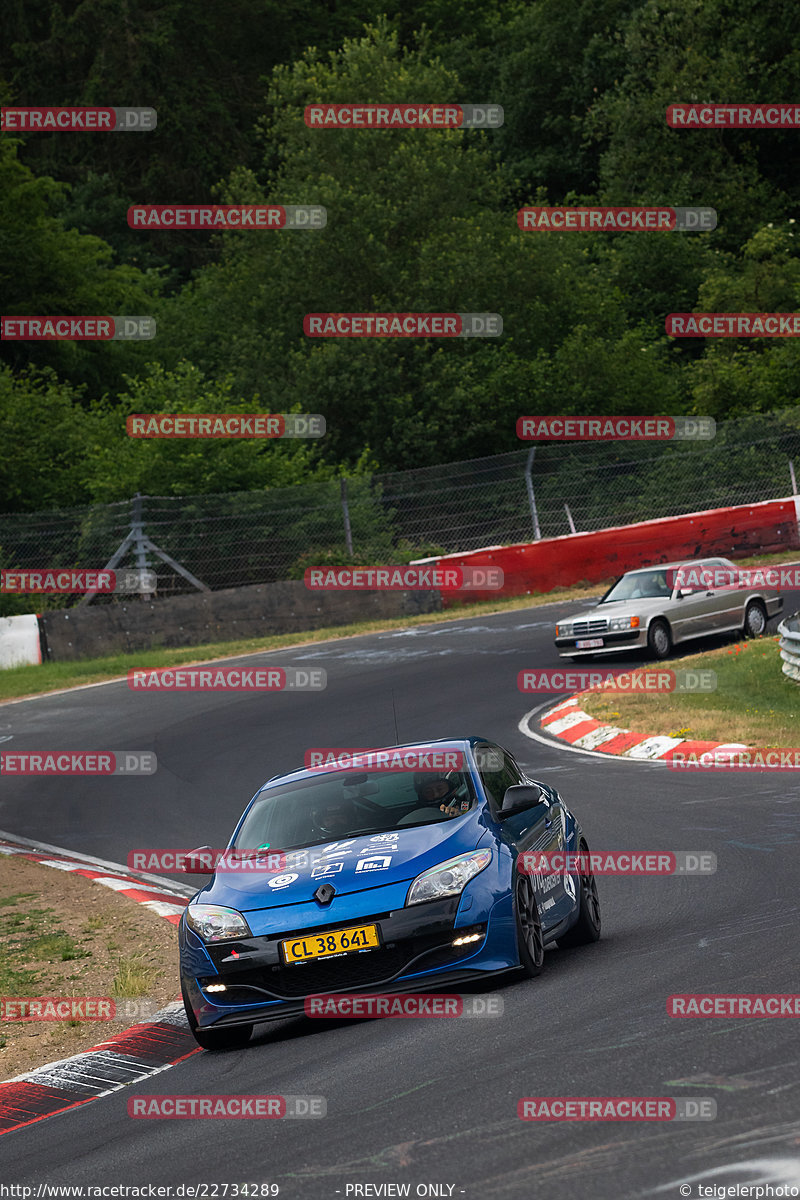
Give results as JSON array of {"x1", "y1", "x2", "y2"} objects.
[
  {"x1": 515, "y1": 874, "x2": 545, "y2": 977},
  {"x1": 647, "y1": 618, "x2": 672, "y2": 660},
  {"x1": 743, "y1": 600, "x2": 766, "y2": 639}
]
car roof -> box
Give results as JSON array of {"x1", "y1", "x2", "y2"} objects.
[
  {"x1": 622, "y1": 557, "x2": 730, "y2": 574},
  {"x1": 258, "y1": 736, "x2": 488, "y2": 790}
]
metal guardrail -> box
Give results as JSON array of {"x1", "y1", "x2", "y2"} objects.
[{"x1": 778, "y1": 612, "x2": 800, "y2": 682}]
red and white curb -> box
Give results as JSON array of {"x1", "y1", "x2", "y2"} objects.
[
  {"x1": 0, "y1": 832, "x2": 200, "y2": 1136},
  {"x1": 521, "y1": 696, "x2": 748, "y2": 764}
]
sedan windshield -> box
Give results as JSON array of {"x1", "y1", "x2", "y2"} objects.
[
  {"x1": 233, "y1": 768, "x2": 478, "y2": 852},
  {"x1": 600, "y1": 569, "x2": 672, "y2": 603}
]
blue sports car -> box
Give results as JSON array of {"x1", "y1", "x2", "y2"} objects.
[{"x1": 179, "y1": 738, "x2": 601, "y2": 1048}]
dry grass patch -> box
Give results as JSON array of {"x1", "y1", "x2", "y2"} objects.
[{"x1": 0, "y1": 854, "x2": 181, "y2": 1080}]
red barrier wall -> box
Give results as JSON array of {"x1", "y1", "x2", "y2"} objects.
[{"x1": 420, "y1": 497, "x2": 800, "y2": 606}]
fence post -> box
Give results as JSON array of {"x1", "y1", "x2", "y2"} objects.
[
  {"x1": 525, "y1": 448, "x2": 541, "y2": 540},
  {"x1": 341, "y1": 478, "x2": 354, "y2": 556},
  {"x1": 790, "y1": 460, "x2": 798, "y2": 496}
]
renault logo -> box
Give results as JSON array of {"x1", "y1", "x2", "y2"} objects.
[{"x1": 314, "y1": 883, "x2": 336, "y2": 905}]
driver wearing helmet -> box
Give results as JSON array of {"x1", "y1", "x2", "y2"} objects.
[
  {"x1": 312, "y1": 799, "x2": 353, "y2": 839},
  {"x1": 414, "y1": 772, "x2": 462, "y2": 816}
]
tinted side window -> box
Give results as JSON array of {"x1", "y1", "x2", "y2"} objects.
[{"x1": 478, "y1": 748, "x2": 524, "y2": 808}]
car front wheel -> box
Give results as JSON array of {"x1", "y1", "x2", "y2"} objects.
[
  {"x1": 514, "y1": 874, "x2": 545, "y2": 977},
  {"x1": 182, "y1": 983, "x2": 254, "y2": 1050},
  {"x1": 647, "y1": 618, "x2": 672, "y2": 660}
]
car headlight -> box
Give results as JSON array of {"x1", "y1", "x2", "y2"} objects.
[
  {"x1": 555, "y1": 623, "x2": 573, "y2": 637},
  {"x1": 608, "y1": 616, "x2": 640, "y2": 631},
  {"x1": 185, "y1": 904, "x2": 252, "y2": 942},
  {"x1": 406, "y1": 849, "x2": 492, "y2": 906}
]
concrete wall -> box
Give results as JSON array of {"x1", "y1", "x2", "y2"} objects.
[{"x1": 39, "y1": 580, "x2": 441, "y2": 662}]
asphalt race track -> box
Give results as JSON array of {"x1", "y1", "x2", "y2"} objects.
[{"x1": 2, "y1": 596, "x2": 800, "y2": 1196}]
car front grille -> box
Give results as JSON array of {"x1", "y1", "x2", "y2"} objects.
[
  {"x1": 571, "y1": 619, "x2": 607, "y2": 635},
  {"x1": 211, "y1": 932, "x2": 470, "y2": 999}
]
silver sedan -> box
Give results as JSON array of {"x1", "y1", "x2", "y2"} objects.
[{"x1": 554, "y1": 557, "x2": 783, "y2": 660}]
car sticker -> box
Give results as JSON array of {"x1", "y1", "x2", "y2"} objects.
[
  {"x1": 267, "y1": 873, "x2": 298, "y2": 888},
  {"x1": 355, "y1": 855, "x2": 392, "y2": 872}
]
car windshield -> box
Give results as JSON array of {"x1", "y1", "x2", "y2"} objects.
[
  {"x1": 599, "y1": 569, "x2": 672, "y2": 603},
  {"x1": 232, "y1": 768, "x2": 478, "y2": 852}
]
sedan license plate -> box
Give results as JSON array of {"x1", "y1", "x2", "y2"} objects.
[
  {"x1": 281, "y1": 924, "x2": 380, "y2": 964},
  {"x1": 576, "y1": 638, "x2": 604, "y2": 649}
]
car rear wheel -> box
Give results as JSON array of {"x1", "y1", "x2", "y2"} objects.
[
  {"x1": 182, "y1": 983, "x2": 253, "y2": 1050},
  {"x1": 743, "y1": 600, "x2": 767, "y2": 639},
  {"x1": 647, "y1": 618, "x2": 671, "y2": 660},
  {"x1": 558, "y1": 840, "x2": 601, "y2": 947},
  {"x1": 514, "y1": 874, "x2": 545, "y2": 977}
]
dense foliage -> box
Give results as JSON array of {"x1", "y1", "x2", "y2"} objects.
[{"x1": 2, "y1": 0, "x2": 799, "y2": 512}]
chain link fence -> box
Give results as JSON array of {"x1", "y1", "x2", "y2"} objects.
[{"x1": 2, "y1": 409, "x2": 800, "y2": 609}]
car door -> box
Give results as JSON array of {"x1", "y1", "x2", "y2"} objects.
[
  {"x1": 670, "y1": 559, "x2": 727, "y2": 640},
  {"x1": 705, "y1": 557, "x2": 746, "y2": 631},
  {"x1": 476, "y1": 744, "x2": 570, "y2": 929}
]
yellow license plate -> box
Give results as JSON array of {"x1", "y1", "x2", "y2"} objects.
[{"x1": 281, "y1": 924, "x2": 380, "y2": 964}]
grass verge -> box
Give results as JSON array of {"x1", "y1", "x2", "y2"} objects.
[{"x1": 578, "y1": 636, "x2": 800, "y2": 745}]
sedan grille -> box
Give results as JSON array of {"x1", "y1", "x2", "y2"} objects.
[{"x1": 571, "y1": 619, "x2": 607, "y2": 635}]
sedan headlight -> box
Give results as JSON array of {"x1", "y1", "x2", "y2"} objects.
[
  {"x1": 607, "y1": 616, "x2": 640, "y2": 631},
  {"x1": 406, "y1": 849, "x2": 492, "y2": 906},
  {"x1": 555, "y1": 623, "x2": 573, "y2": 637},
  {"x1": 185, "y1": 904, "x2": 252, "y2": 942}
]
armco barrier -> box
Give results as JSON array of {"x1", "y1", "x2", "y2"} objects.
[
  {"x1": 778, "y1": 612, "x2": 800, "y2": 684},
  {"x1": 415, "y1": 497, "x2": 800, "y2": 605},
  {"x1": 0, "y1": 614, "x2": 42, "y2": 669}
]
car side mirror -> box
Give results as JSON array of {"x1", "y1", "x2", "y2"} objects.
[
  {"x1": 498, "y1": 784, "x2": 547, "y2": 820},
  {"x1": 677, "y1": 588, "x2": 693, "y2": 598},
  {"x1": 182, "y1": 846, "x2": 217, "y2": 874}
]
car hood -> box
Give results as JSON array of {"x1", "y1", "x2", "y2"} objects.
[
  {"x1": 197, "y1": 812, "x2": 487, "y2": 912},
  {"x1": 563, "y1": 597, "x2": 671, "y2": 621}
]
